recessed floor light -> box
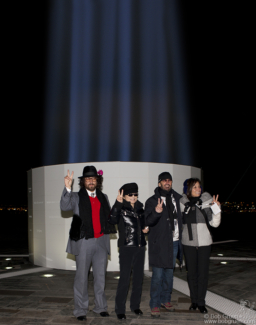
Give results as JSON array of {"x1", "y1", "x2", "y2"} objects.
[
  {"x1": 114, "y1": 276, "x2": 120, "y2": 279},
  {"x1": 5, "y1": 267, "x2": 13, "y2": 269},
  {"x1": 221, "y1": 262, "x2": 228, "y2": 264},
  {"x1": 217, "y1": 254, "x2": 223, "y2": 256},
  {"x1": 40, "y1": 274, "x2": 56, "y2": 278}
]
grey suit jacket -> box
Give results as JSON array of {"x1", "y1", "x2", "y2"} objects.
[{"x1": 60, "y1": 187, "x2": 111, "y2": 256}]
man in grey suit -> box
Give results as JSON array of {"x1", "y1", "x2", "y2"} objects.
[{"x1": 60, "y1": 165, "x2": 116, "y2": 321}]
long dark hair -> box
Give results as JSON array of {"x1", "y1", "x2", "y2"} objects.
[
  {"x1": 79, "y1": 176, "x2": 103, "y2": 191},
  {"x1": 186, "y1": 178, "x2": 201, "y2": 198}
]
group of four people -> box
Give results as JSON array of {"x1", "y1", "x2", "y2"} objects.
[{"x1": 60, "y1": 165, "x2": 221, "y2": 321}]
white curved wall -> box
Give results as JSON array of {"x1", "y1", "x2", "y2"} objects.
[{"x1": 27, "y1": 161, "x2": 201, "y2": 271}]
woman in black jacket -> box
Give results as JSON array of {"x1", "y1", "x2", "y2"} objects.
[{"x1": 108, "y1": 183, "x2": 149, "y2": 320}]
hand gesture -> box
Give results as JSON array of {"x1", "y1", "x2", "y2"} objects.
[
  {"x1": 142, "y1": 227, "x2": 149, "y2": 234},
  {"x1": 117, "y1": 189, "x2": 124, "y2": 203},
  {"x1": 64, "y1": 170, "x2": 74, "y2": 189},
  {"x1": 212, "y1": 195, "x2": 220, "y2": 206},
  {"x1": 155, "y1": 198, "x2": 164, "y2": 213}
]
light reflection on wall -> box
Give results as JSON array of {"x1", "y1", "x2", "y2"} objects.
[{"x1": 43, "y1": 0, "x2": 191, "y2": 166}]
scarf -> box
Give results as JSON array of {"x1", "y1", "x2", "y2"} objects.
[
  {"x1": 184, "y1": 196, "x2": 212, "y2": 241},
  {"x1": 184, "y1": 196, "x2": 201, "y2": 241},
  {"x1": 158, "y1": 188, "x2": 177, "y2": 230}
]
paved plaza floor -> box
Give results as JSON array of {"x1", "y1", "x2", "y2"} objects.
[{"x1": 0, "y1": 240, "x2": 255, "y2": 325}]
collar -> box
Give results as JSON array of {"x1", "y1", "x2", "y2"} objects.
[
  {"x1": 123, "y1": 199, "x2": 143, "y2": 211},
  {"x1": 86, "y1": 189, "x2": 96, "y2": 197}
]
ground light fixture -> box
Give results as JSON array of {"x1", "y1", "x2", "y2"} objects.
[{"x1": 40, "y1": 274, "x2": 56, "y2": 278}]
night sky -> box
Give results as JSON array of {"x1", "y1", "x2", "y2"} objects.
[{"x1": 2, "y1": 1, "x2": 254, "y2": 206}]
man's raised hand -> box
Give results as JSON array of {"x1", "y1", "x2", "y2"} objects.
[
  {"x1": 155, "y1": 198, "x2": 164, "y2": 213},
  {"x1": 64, "y1": 170, "x2": 74, "y2": 189}
]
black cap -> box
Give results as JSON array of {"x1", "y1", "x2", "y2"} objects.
[
  {"x1": 78, "y1": 166, "x2": 98, "y2": 179},
  {"x1": 158, "y1": 172, "x2": 172, "y2": 183},
  {"x1": 120, "y1": 183, "x2": 138, "y2": 195}
]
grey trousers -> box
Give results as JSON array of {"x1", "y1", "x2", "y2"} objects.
[{"x1": 73, "y1": 235, "x2": 108, "y2": 317}]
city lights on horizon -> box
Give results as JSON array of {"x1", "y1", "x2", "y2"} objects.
[
  {"x1": 0, "y1": 206, "x2": 27, "y2": 212},
  {"x1": 222, "y1": 202, "x2": 255, "y2": 213},
  {"x1": 0, "y1": 202, "x2": 255, "y2": 213}
]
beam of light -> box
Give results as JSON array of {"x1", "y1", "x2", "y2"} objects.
[
  {"x1": 117, "y1": 0, "x2": 132, "y2": 161},
  {"x1": 154, "y1": 1, "x2": 170, "y2": 163},
  {"x1": 43, "y1": 0, "x2": 72, "y2": 165},
  {"x1": 97, "y1": 1, "x2": 118, "y2": 161},
  {"x1": 140, "y1": 0, "x2": 156, "y2": 162},
  {"x1": 166, "y1": 0, "x2": 191, "y2": 163},
  {"x1": 43, "y1": 0, "x2": 191, "y2": 166},
  {"x1": 68, "y1": 0, "x2": 94, "y2": 163}
]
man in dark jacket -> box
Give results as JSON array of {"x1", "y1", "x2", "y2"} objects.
[
  {"x1": 60, "y1": 166, "x2": 116, "y2": 321},
  {"x1": 145, "y1": 172, "x2": 182, "y2": 317}
]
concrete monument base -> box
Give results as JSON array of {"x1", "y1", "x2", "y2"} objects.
[{"x1": 27, "y1": 161, "x2": 201, "y2": 271}]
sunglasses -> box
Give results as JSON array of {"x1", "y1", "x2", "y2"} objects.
[{"x1": 127, "y1": 193, "x2": 138, "y2": 197}]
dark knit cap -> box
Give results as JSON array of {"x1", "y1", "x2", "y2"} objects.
[
  {"x1": 78, "y1": 166, "x2": 98, "y2": 179},
  {"x1": 120, "y1": 183, "x2": 138, "y2": 195},
  {"x1": 158, "y1": 172, "x2": 172, "y2": 183},
  {"x1": 183, "y1": 179, "x2": 189, "y2": 194}
]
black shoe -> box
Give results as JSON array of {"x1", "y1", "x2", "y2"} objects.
[
  {"x1": 189, "y1": 303, "x2": 198, "y2": 311},
  {"x1": 133, "y1": 309, "x2": 143, "y2": 315},
  {"x1": 198, "y1": 306, "x2": 208, "y2": 313},
  {"x1": 77, "y1": 316, "x2": 87, "y2": 321},
  {"x1": 100, "y1": 312, "x2": 109, "y2": 317},
  {"x1": 117, "y1": 314, "x2": 126, "y2": 319}
]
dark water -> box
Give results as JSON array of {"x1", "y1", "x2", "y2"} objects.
[
  {"x1": 0, "y1": 210, "x2": 255, "y2": 254},
  {"x1": 211, "y1": 212, "x2": 255, "y2": 242},
  {"x1": 0, "y1": 210, "x2": 28, "y2": 254}
]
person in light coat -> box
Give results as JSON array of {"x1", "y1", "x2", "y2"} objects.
[{"x1": 180, "y1": 178, "x2": 221, "y2": 314}]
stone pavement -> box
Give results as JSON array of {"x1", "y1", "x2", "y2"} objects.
[
  {"x1": 0, "y1": 240, "x2": 255, "y2": 325},
  {"x1": 0, "y1": 270, "x2": 239, "y2": 325},
  {"x1": 175, "y1": 240, "x2": 256, "y2": 304}
]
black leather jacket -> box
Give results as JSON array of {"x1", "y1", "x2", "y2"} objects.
[{"x1": 108, "y1": 199, "x2": 147, "y2": 247}]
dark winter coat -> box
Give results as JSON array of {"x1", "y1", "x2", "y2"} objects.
[
  {"x1": 108, "y1": 199, "x2": 147, "y2": 247},
  {"x1": 145, "y1": 187, "x2": 183, "y2": 269},
  {"x1": 60, "y1": 187, "x2": 116, "y2": 242}
]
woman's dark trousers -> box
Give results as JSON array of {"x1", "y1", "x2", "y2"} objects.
[
  {"x1": 183, "y1": 245, "x2": 211, "y2": 306},
  {"x1": 115, "y1": 246, "x2": 145, "y2": 314}
]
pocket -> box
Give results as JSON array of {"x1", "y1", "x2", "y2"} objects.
[{"x1": 151, "y1": 239, "x2": 158, "y2": 252}]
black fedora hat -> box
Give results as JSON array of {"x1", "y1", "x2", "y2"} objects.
[{"x1": 78, "y1": 166, "x2": 98, "y2": 179}]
